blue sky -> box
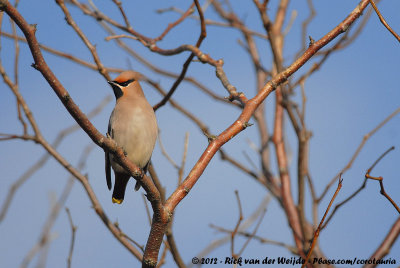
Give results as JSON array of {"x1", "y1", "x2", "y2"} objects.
[{"x1": 1, "y1": 1, "x2": 399, "y2": 267}]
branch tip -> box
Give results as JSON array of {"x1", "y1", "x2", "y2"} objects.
[
  {"x1": 30, "y1": 63, "x2": 39, "y2": 70},
  {"x1": 203, "y1": 131, "x2": 216, "y2": 142},
  {"x1": 243, "y1": 122, "x2": 253, "y2": 129},
  {"x1": 308, "y1": 35, "x2": 315, "y2": 46},
  {"x1": 29, "y1": 24, "x2": 38, "y2": 34}
]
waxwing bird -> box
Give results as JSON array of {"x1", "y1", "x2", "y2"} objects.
[{"x1": 105, "y1": 71, "x2": 158, "y2": 204}]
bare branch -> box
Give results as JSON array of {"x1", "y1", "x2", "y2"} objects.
[
  {"x1": 231, "y1": 190, "x2": 243, "y2": 259},
  {"x1": 153, "y1": 0, "x2": 206, "y2": 110},
  {"x1": 322, "y1": 147, "x2": 397, "y2": 229},
  {"x1": 365, "y1": 217, "x2": 400, "y2": 268},
  {"x1": 368, "y1": 0, "x2": 400, "y2": 42},
  {"x1": 302, "y1": 177, "x2": 343, "y2": 268},
  {"x1": 55, "y1": 0, "x2": 111, "y2": 81},
  {"x1": 319, "y1": 107, "x2": 400, "y2": 202},
  {"x1": 0, "y1": 96, "x2": 111, "y2": 222},
  {"x1": 365, "y1": 147, "x2": 399, "y2": 214},
  {"x1": 65, "y1": 207, "x2": 77, "y2": 268}
]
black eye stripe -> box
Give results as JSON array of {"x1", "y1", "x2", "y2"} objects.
[{"x1": 114, "y1": 79, "x2": 135, "y2": 87}]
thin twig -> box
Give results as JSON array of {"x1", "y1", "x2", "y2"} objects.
[
  {"x1": 157, "y1": 132, "x2": 179, "y2": 169},
  {"x1": 153, "y1": 0, "x2": 206, "y2": 110},
  {"x1": 0, "y1": 96, "x2": 111, "y2": 222},
  {"x1": 21, "y1": 144, "x2": 94, "y2": 268},
  {"x1": 0, "y1": 31, "x2": 124, "y2": 73},
  {"x1": 191, "y1": 196, "x2": 271, "y2": 267},
  {"x1": 231, "y1": 190, "x2": 243, "y2": 259},
  {"x1": 302, "y1": 176, "x2": 343, "y2": 268},
  {"x1": 237, "y1": 208, "x2": 267, "y2": 256},
  {"x1": 178, "y1": 132, "x2": 189, "y2": 185},
  {"x1": 365, "y1": 146, "x2": 399, "y2": 214},
  {"x1": 153, "y1": 3, "x2": 195, "y2": 43},
  {"x1": 364, "y1": 217, "x2": 400, "y2": 268},
  {"x1": 142, "y1": 194, "x2": 152, "y2": 225},
  {"x1": 65, "y1": 207, "x2": 77, "y2": 268},
  {"x1": 56, "y1": 0, "x2": 111, "y2": 81},
  {"x1": 319, "y1": 107, "x2": 400, "y2": 202},
  {"x1": 368, "y1": 0, "x2": 400, "y2": 42},
  {"x1": 111, "y1": 0, "x2": 131, "y2": 29}
]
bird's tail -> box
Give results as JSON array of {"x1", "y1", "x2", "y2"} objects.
[{"x1": 112, "y1": 172, "x2": 130, "y2": 204}]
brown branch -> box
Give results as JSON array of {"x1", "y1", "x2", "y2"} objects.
[
  {"x1": 0, "y1": 96, "x2": 111, "y2": 222},
  {"x1": 364, "y1": 217, "x2": 400, "y2": 268},
  {"x1": 156, "y1": 6, "x2": 269, "y2": 40},
  {"x1": 319, "y1": 107, "x2": 400, "y2": 202},
  {"x1": 237, "y1": 208, "x2": 267, "y2": 257},
  {"x1": 21, "y1": 144, "x2": 93, "y2": 268},
  {"x1": 212, "y1": 1, "x2": 269, "y2": 77},
  {"x1": 153, "y1": 3, "x2": 195, "y2": 43},
  {"x1": 70, "y1": 0, "x2": 205, "y2": 58},
  {"x1": 197, "y1": 196, "x2": 272, "y2": 266},
  {"x1": 162, "y1": 0, "x2": 371, "y2": 256},
  {"x1": 147, "y1": 79, "x2": 209, "y2": 133},
  {"x1": 165, "y1": 226, "x2": 186, "y2": 268},
  {"x1": 0, "y1": 0, "x2": 376, "y2": 266},
  {"x1": 0, "y1": 133, "x2": 35, "y2": 141},
  {"x1": 0, "y1": 2, "x2": 153, "y2": 260},
  {"x1": 111, "y1": 0, "x2": 131, "y2": 29},
  {"x1": 105, "y1": 34, "x2": 138, "y2": 41},
  {"x1": 253, "y1": 0, "x2": 308, "y2": 256},
  {"x1": 210, "y1": 223, "x2": 298, "y2": 255},
  {"x1": 153, "y1": 0, "x2": 206, "y2": 110},
  {"x1": 55, "y1": 0, "x2": 110, "y2": 81},
  {"x1": 293, "y1": 3, "x2": 375, "y2": 88},
  {"x1": 10, "y1": 18, "x2": 27, "y2": 135},
  {"x1": 100, "y1": 23, "x2": 236, "y2": 107},
  {"x1": 299, "y1": 0, "x2": 316, "y2": 57},
  {"x1": 231, "y1": 190, "x2": 243, "y2": 259},
  {"x1": 274, "y1": 94, "x2": 306, "y2": 256},
  {"x1": 365, "y1": 146, "x2": 399, "y2": 214},
  {"x1": 154, "y1": 133, "x2": 187, "y2": 267},
  {"x1": 322, "y1": 147, "x2": 397, "y2": 231},
  {"x1": 0, "y1": 0, "x2": 161, "y2": 214},
  {"x1": 156, "y1": 241, "x2": 169, "y2": 268},
  {"x1": 322, "y1": 180, "x2": 367, "y2": 230},
  {"x1": 219, "y1": 150, "x2": 259, "y2": 181},
  {"x1": 74, "y1": 0, "x2": 247, "y2": 105},
  {"x1": 114, "y1": 221, "x2": 145, "y2": 252},
  {"x1": 0, "y1": 31, "x2": 124, "y2": 73},
  {"x1": 178, "y1": 132, "x2": 189, "y2": 185},
  {"x1": 302, "y1": 177, "x2": 343, "y2": 268},
  {"x1": 158, "y1": 132, "x2": 179, "y2": 169},
  {"x1": 368, "y1": 0, "x2": 400, "y2": 42},
  {"x1": 65, "y1": 207, "x2": 77, "y2": 268},
  {"x1": 0, "y1": 55, "x2": 41, "y2": 138}
]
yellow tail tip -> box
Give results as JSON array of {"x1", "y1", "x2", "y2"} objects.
[{"x1": 112, "y1": 197, "x2": 123, "y2": 204}]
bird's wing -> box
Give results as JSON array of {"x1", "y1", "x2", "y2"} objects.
[{"x1": 105, "y1": 119, "x2": 113, "y2": 190}]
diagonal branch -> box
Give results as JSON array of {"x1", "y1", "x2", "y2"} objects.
[
  {"x1": 319, "y1": 107, "x2": 400, "y2": 202},
  {"x1": 368, "y1": 0, "x2": 400, "y2": 42},
  {"x1": 154, "y1": 0, "x2": 206, "y2": 110},
  {"x1": 165, "y1": 0, "x2": 373, "y2": 217},
  {"x1": 364, "y1": 217, "x2": 400, "y2": 268}
]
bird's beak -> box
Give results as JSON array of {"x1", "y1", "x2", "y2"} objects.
[{"x1": 108, "y1": 81, "x2": 123, "y2": 99}]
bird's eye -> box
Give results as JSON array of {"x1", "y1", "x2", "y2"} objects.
[{"x1": 118, "y1": 79, "x2": 135, "y2": 87}]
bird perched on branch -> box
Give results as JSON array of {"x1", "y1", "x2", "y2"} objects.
[{"x1": 105, "y1": 71, "x2": 158, "y2": 204}]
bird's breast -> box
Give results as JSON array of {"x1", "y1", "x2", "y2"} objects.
[{"x1": 109, "y1": 104, "x2": 157, "y2": 170}]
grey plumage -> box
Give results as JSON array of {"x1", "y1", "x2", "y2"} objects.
[{"x1": 105, "y1": 71, "x2": 158, "y2": 204}]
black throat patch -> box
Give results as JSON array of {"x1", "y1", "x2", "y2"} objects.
[{"x1": 110, "y1": 83, "x2": 123, "y2": 99}]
